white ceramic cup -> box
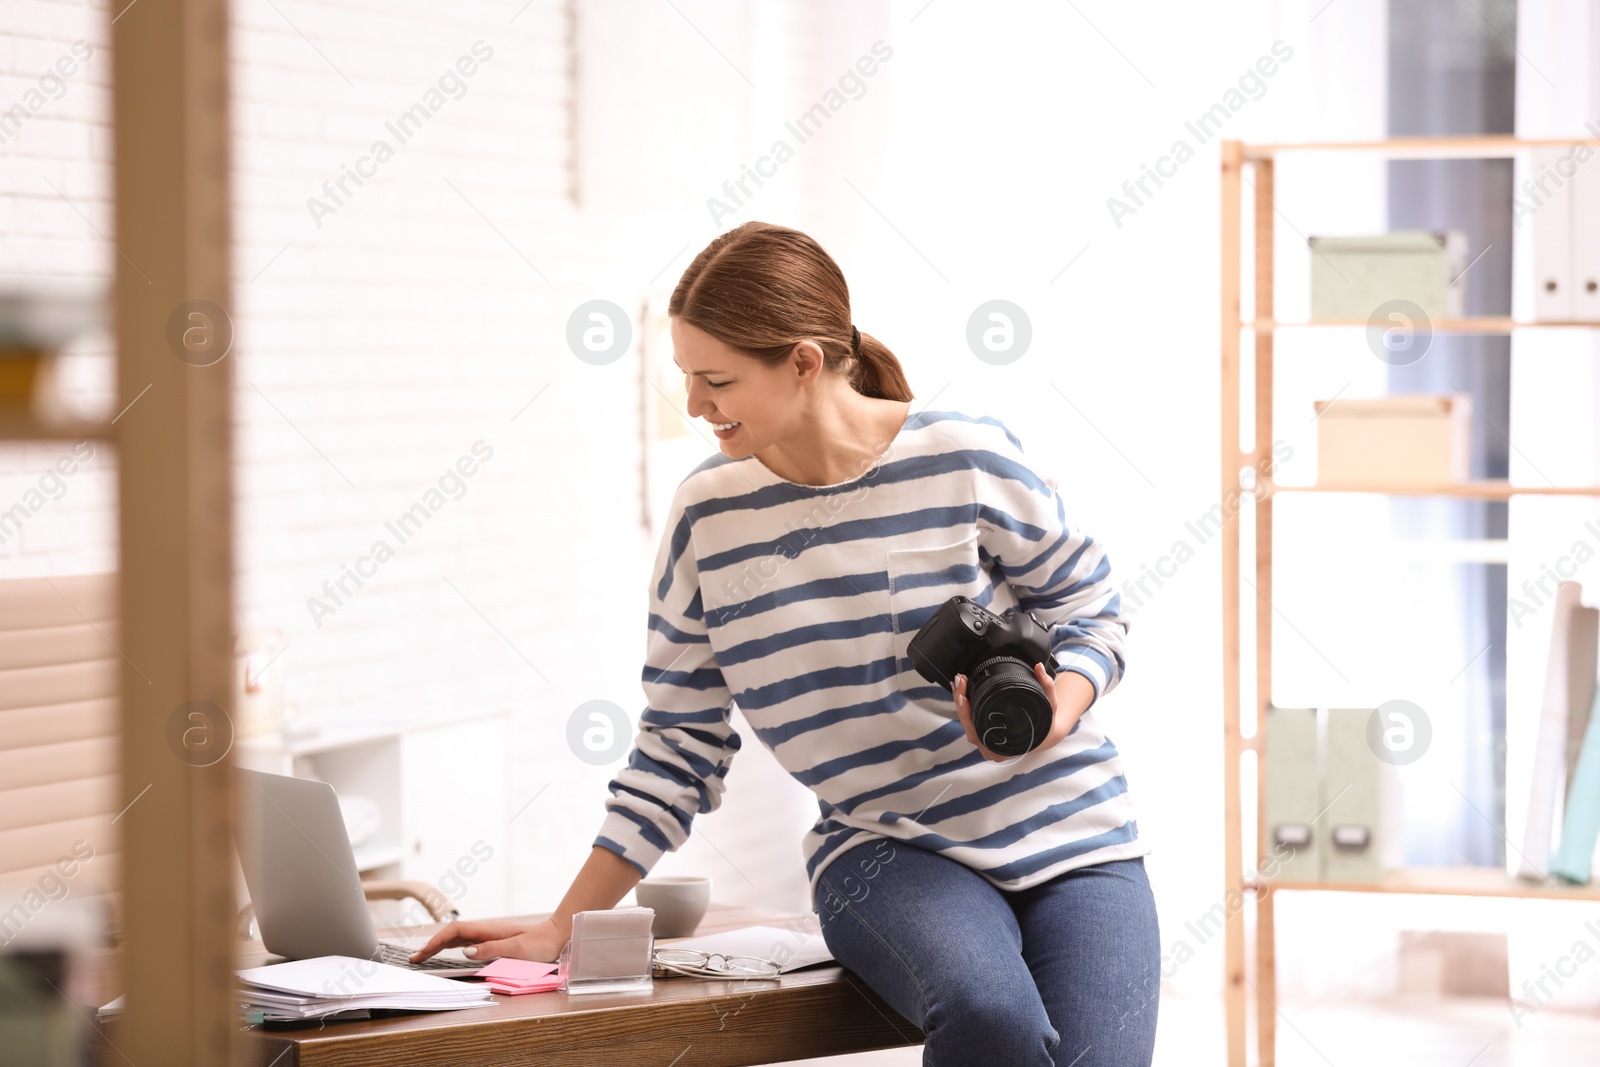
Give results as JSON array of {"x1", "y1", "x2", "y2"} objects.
[{"x1": 635, "y1": 875, "x2": 711, "y2": 939}]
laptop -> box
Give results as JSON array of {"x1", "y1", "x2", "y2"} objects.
[{"x1": 236, "y1": 769, "x2": 491, "y2": 975}]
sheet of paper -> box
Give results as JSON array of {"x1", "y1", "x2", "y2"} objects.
[
  {"x1": 663, "y1": 925, "x2": 835, "y2": 973},
  {"x1": 237, "y1": 955, "x2": 481, "y2": 997}
]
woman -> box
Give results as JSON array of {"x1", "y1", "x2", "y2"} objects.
[{"x1": 415, "y1": 221, "x2": 1159, "y2": 1066}]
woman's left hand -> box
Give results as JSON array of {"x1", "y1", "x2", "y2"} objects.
[{"x1": 954, "y1": 663, "x2": 1097, "y2": 762}]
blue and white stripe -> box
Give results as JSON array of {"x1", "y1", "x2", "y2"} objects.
[{"x1": 594, "y1": 410, "x2": 1147, "y2": 904}]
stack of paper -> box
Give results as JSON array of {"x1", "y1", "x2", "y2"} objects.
[
  {"x1": 236, "y1": 956, "x2": 495, "y2": 1021},
  {"x1": 476, "y1": 957, "x2": 562, "y2": 995},
  {"x1": 101, "y1": 956, "x2": 496, "y2": 1023}
]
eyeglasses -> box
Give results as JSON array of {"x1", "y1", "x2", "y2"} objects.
[{"x1": 650, "y1": 948, "x2": 782, "y2": 980}]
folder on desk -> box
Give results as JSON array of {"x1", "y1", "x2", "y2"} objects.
[
  {"x1": 1265, "y1": 706, "x2": 1321, "y2": 881},
  {"x1": 1323, "y1": 708, "x2": 1381, "y2": 883}
]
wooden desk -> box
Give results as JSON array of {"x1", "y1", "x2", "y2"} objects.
[{"x1": 100, "y1": 905, "x2": 923, "y2": 1067}]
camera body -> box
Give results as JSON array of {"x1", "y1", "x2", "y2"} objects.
[{"x1": 906, "y1": 596, "x2": 1060, "y2": 756}]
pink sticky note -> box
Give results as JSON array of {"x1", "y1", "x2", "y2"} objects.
[
  {"x1": 487, "y1": 976, "x2": 563, "y2": 996},
  {"x1": 477, "y1": 957, "x2": 559, "y2": 982}
]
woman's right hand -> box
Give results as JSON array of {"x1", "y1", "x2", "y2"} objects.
[{"x1": 409, "y1": 916, "x2": 568, "y2": 964}]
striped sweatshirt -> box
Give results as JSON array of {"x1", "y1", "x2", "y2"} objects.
[{"x1": 594, "y1": 409, "x2": 1147, "y2": 908}]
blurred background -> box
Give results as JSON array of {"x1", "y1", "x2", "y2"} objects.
[{"x1": 2, "y1": 0, "x2": 1599, "y2": 1063}]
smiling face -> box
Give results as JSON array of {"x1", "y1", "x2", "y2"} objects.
[{"x1": 671, "y1": 317, "x2": 811, "y2": 458}]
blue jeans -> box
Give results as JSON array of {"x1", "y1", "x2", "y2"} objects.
[{"x1": 813, "y1": 839, "x2": 1159, "y2": 1067}]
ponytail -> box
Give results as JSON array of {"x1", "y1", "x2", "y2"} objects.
[{"x1": 847, "y1": 329, "x2": 912, "y2": 402}]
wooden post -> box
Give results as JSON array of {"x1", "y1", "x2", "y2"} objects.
[
  {"x1": 1251, "y1": 156, "x2": 1277, "y2": 1067},
  {"x1": 1218, "y1": 139, "x2": 1246, "y2": 1067},
  {"x1": 112, "y1": 1, "x2": 238, "y2": 1063}
]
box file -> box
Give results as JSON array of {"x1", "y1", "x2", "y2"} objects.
[
  {"x1": 1519, "y1": 582, "x2": 1596, "y2": 879},
  {"x1": 1530, "y1": 146, "x2": 1575, "y2": 321},
  {"x1": 1551, "y1": 688, "x2": 1600, "y2": 884},
  {"x1": 1323, "y1": 708, "x2": 1382, "y2": 883},
  {"x1": 1265, "y1": 706, "x2": 1322, "y2": 882},
  {"x1": 1565, "y1": 601, "x2": 1600, "y2": 789},
  {"x1": 1572, "y1": 150, "x2": 1600, "y2": 321}
]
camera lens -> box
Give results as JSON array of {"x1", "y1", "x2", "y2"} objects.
[{"x1": 966, "y1": 655, "x2": 1053, "y2": 756}]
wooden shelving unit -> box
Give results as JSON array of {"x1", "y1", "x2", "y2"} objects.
[
  {"x1": 1255, "y1": 317, "x2": 1600, "y2": 332},
  {"x1": 2, "y1": 7, "x2": 236, "y2": 1061},
  {"x1": 1275, "y1": 481, "x2": 1600, "y2": 499},
  {"x1": 1250, "y1": 865, "x2": 1600, "y2": 902},
  {"x1": 105, "y1": 5, "x2": 237, "y2": 1064},
  {"x1": 1220, "y1": 135, "x2": 1600, "y2": 1067},
  {"x1": 1241, "y1": 134, "x2": 1600, "y2": 159}
]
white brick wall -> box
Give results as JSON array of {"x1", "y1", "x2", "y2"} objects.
[
  {"x1": 0, "y1": 0, "x2": 886, "y2": 916},
  {"x1": 230, "y1": 0, "x2": 663, "y2": 915},
  {"x1": 0, "y1": 0, "x2": 113, "y2": 579}
]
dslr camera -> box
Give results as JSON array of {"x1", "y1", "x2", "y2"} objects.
[{"x1": 906, "y1": 595, "x2": 1059, "y2": 756}]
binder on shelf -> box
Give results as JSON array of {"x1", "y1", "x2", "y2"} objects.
[
  {"x1": 1551, "y1": 689, "x2": 1600, "y2": 884},
  {"x1": 1564, "y1": 603, "x2": 1600, "y2": 789},
  {"x1": 1323, "y1": 708, "x2": 1381, "y2": 883},
  {"x1": 1517, "y1": 581, "x2": 1596, "y2": 880},
  {"x1": 1265, "y1": 706, "x2": 1322, "y2": 882},
  {"x1": 1571, "y1": 149, "x2": 1600, "y2": 321},
  {"x1": 1530, "y1": 146, "x2": 1574, "y2": 322}
]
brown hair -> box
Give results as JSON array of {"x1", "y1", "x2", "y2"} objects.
[{"x1": 668, "y1": 221, "x2": 913, "y2": 402}]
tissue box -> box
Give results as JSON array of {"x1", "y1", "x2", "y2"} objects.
[
  {"x1": 1309, "y1": 231, "x2": 1467, "y2": 320},
  {"x1": 1314, "y1": 395, "x2": 1469, "y2": 486}
]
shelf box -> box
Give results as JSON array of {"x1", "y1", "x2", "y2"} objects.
[
  {"x1": 1308, "y1": 231, "x2": 1467, "y2": 320},
  {"x1": 1314, "y1": 394, "x2": 1470, "y2": 487}
]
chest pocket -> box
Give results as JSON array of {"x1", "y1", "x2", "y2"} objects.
[{"x1": 885, "y1": 529, "x2": 986, "y2": 700}]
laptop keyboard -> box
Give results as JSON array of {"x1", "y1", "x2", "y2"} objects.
[{"x1": 374, "y1": 941, "x2": 484, "y2": 972}]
